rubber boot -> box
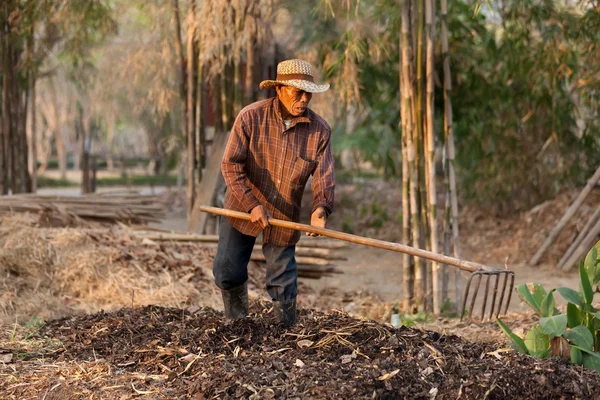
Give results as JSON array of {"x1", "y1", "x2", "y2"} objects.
[
  {"x1": 221, "y1": 282, "x2": 249, "y2": 321},
  {"x1": 273, "y1": 298, "x2": 297, "y2": 327}
]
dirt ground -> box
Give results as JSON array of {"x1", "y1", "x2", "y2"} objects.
[
  {"x1": 1, "y1": 179, "x2": 599, "y2": 399},
  {"x1": 3, "y1": 305, "x2": 600, "y2": 400}
]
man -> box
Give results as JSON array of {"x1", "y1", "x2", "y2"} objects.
[{"x1": 213, "y1": 59, "x2": 335, "y2": 327}]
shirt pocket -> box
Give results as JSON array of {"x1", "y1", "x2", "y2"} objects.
[{"x1": 290, "y1": 156, "x2": 317, "y2": 187}]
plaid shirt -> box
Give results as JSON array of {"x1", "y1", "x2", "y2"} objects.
[{"x1": 222, "y1": 97, "x2": 335, "y2": 246}]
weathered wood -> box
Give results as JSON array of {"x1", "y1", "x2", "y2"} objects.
[
  {"x1": 0, "y1": 193, "x2": 164, "y2": 223},
  {"x1": 200, "y1": 206, "x2": 502, "y2": 273},
  {"x1": 529, "y1": 165, "x2": 600, "y2": 266},
  {"x1": 251, "y1": 252, "x2": 331, "y2": 266},
  {"x1": 557, "y1": 205, "x2": 600, "y2": 270},
  {"x1": 560, "y1": 218, "x2": 600, "y2": 272},
  {"x1": 188, "y1": 131, "x2": 229, "y2": 233}
]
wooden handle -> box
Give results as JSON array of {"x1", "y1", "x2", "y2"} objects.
[{"x1": 199, "y1": 205, "x2": 498, "y2": 273}]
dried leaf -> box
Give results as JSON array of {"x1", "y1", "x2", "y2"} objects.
[
  {"x1": 377, "y1": 369, "x2": 400, "y2": 381},
  {"x1": 181, "y1": 353, "x2": 198, "y2": 363},
  {"x1": 340, "y1": 351, "x2": 357, "y2": 364},
  {"x1": 295, "y1": 359, "x2": 305, "y2": 368},
  {"x1": 131, "y1": 383, "x2": 156, "y2": 395},
  {"x1": 0, "y1": 353, "x2": 13, "y2": 363},
  {"x1": 550, "y1": 336, "x2": 571, "y2": 360},
  {"x1": 297, "y1": 340, "x2": 314, "y2": 349},
  {"x1": 421, "y1": 366, "x2": 434, "y2": 377},
  {"x1": 141, "y1": 238, "x2": 159, "y2": 246}
]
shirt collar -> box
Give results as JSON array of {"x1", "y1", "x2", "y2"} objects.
[{"x1": 272, "y1": 97, "x2": 310, "y2": 125}]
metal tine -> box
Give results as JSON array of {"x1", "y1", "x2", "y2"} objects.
[
  {"x1": 461, "y1": 270, "x2": 516, "y2": 321},
  {"x1": 488, "y1": 273, "x2": 501, "y2": 321},
  {"x1": 460, "y1": 272, "x2": 478, "y2": 321},
  {"x1": 503, "y1": 272, "x2": 515, "y2": 315},
  {"x1": 495, "y1": 272, "x2": 509, "y2": 319},
  {"x1": 480, "y1": 274, "x2": 491, "y2": 320},
  {"x1": 468, "y1": 272, "x2": 483, "y2": 320}
]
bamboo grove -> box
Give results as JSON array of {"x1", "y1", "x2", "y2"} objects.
[{"x1": 398, "y1": 0, "x2": 460, "y2": 314}]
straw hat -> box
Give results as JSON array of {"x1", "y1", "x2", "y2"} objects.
[{"x1": 259, "y1": 59, "x2": 330, "y2": 93}]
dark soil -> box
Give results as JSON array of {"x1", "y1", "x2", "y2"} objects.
[{"x1": 2, "y1": 305, "x2": 599, "y2": 399}]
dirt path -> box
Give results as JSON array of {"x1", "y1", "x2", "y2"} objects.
[
  {"x1": 154, "y1": 214, "x2": 580, "y2": 316},
  {"x1": 303, "y1": 243, "x2": 580, "y2": 313}
]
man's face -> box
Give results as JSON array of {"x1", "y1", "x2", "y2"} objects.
[{"x1": 276, "y1": 86, "x2": 312, "y2": 117}]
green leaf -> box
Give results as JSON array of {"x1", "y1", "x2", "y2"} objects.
[
  {"x1": 540, "y1": 289, "x2": 556, "y2": 317},
  {"x1": 571, "y1": 346, "x2": 583, "y2": 365},
  {"x1": 590, "y1": 311, "x2": 600, "y2": 321},
  {"x1": 539, "y1": 314, "x2": 567, "y2": 338},
  {"x1": 497, "y1": 319, "x2": 529, "y2": 355},
  {"x1": 585, "y1": 241, "x2": 600, "y2": 285},
  {"x1": 557, "y1": 287, "x2": 583, "y2": 308},
  {"x1": 571, "y1": 345, "x2": 600, "y2": 373},
  {"x1": 567, "y1": 303, "x2": 582, "y2": 328},
  {"x1": 582, "y1": 353, "x2": 600, "y2": 373},
  {"x1": 524, "y1": 325, "x2": 550, "y2": 358},
  {"x1": 516, "y1": 283, "x2": 546, "y2": 316},
  {"x1": 580, "y1": 262, "x2": 594, "y2": 305},
  {"x1": 564, "y1": 326, "x2": 594, "y2": 351}
]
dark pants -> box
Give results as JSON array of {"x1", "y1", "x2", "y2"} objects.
[{"x1": 213, "y1": 216, "x2": 298, "y2": 301}]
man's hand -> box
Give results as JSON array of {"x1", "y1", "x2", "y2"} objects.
[
  {"x1": 250, "y1": 205, "x2": 270, "y2": 229},
  {"x1": 307, "y1": 207, "x2": 327, "y2": 236}
]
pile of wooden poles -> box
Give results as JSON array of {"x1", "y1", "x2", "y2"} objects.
[
  {"x1": 132, "y1": 231, "x2": 347, "y2": 279},
  {"x1": 0, "y1": 192, "x2": 165, "y2": 224},
  {"x1": 529, "y1": 165, "x2": 600, "y2": 270}
]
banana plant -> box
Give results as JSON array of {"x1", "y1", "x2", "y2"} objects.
[{"x1": 498, "y1": 241, "x2": 600, "y2": 372}]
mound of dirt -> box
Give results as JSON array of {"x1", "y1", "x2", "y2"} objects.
[{"x1": 2, "y1": 305, "x2": 598, "y2": 399}]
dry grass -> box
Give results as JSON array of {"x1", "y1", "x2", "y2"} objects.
[{"x1": 0, "y1": 213, "x2": 222, "y2": 329}]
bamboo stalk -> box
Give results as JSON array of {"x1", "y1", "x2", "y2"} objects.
[
  {"x1": 440, "y1": 0, "x2": 462, "y2": 307},
  {"x1": 560, "y1": 219, "x2": 600, "y2": 272},
  {"x1": 425, "y1": 0, "x2": 439, "y2": 314},
  {"x1": 401, "y1": 0, "x2": 415, "y2": 312},
  {"x1": 558, "y1": 204, "x2": 600, "y2": 271},
  {"x1": 529, "y1": 165, "x2": 600, "y2": 266}
]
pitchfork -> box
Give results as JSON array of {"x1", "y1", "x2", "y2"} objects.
[{"x1": 199, "y1": 206, "x2": 515, "y2": 321}]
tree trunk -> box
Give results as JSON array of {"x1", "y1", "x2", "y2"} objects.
[
  {"x1": 245, "y1": 31, "x2": 256, "y2": 104},
  {"x1": 233, "y1": 58, "x2": 242, "y2": 119},
  {"x1": 30, "y1": 73, "x2": 37, "y2": 192},
  {"x1": 77, "y1": 103, "x2": 90, "y2": 194},
  {"x1": 186, "y1": 0, "x2": 197, "y2": 217},
  {"x1": 196, "y1": 39, "x2": 205, "y2": 181},
  {"x1": 213, "y1": 70, "x2": 224, "y2": 134},
  {"x1": 1, "y1": 7, "x2": 9, "y2": 194},
  {"x1": 106, "y1": 112, "x2": 114, "y2": 170}
]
